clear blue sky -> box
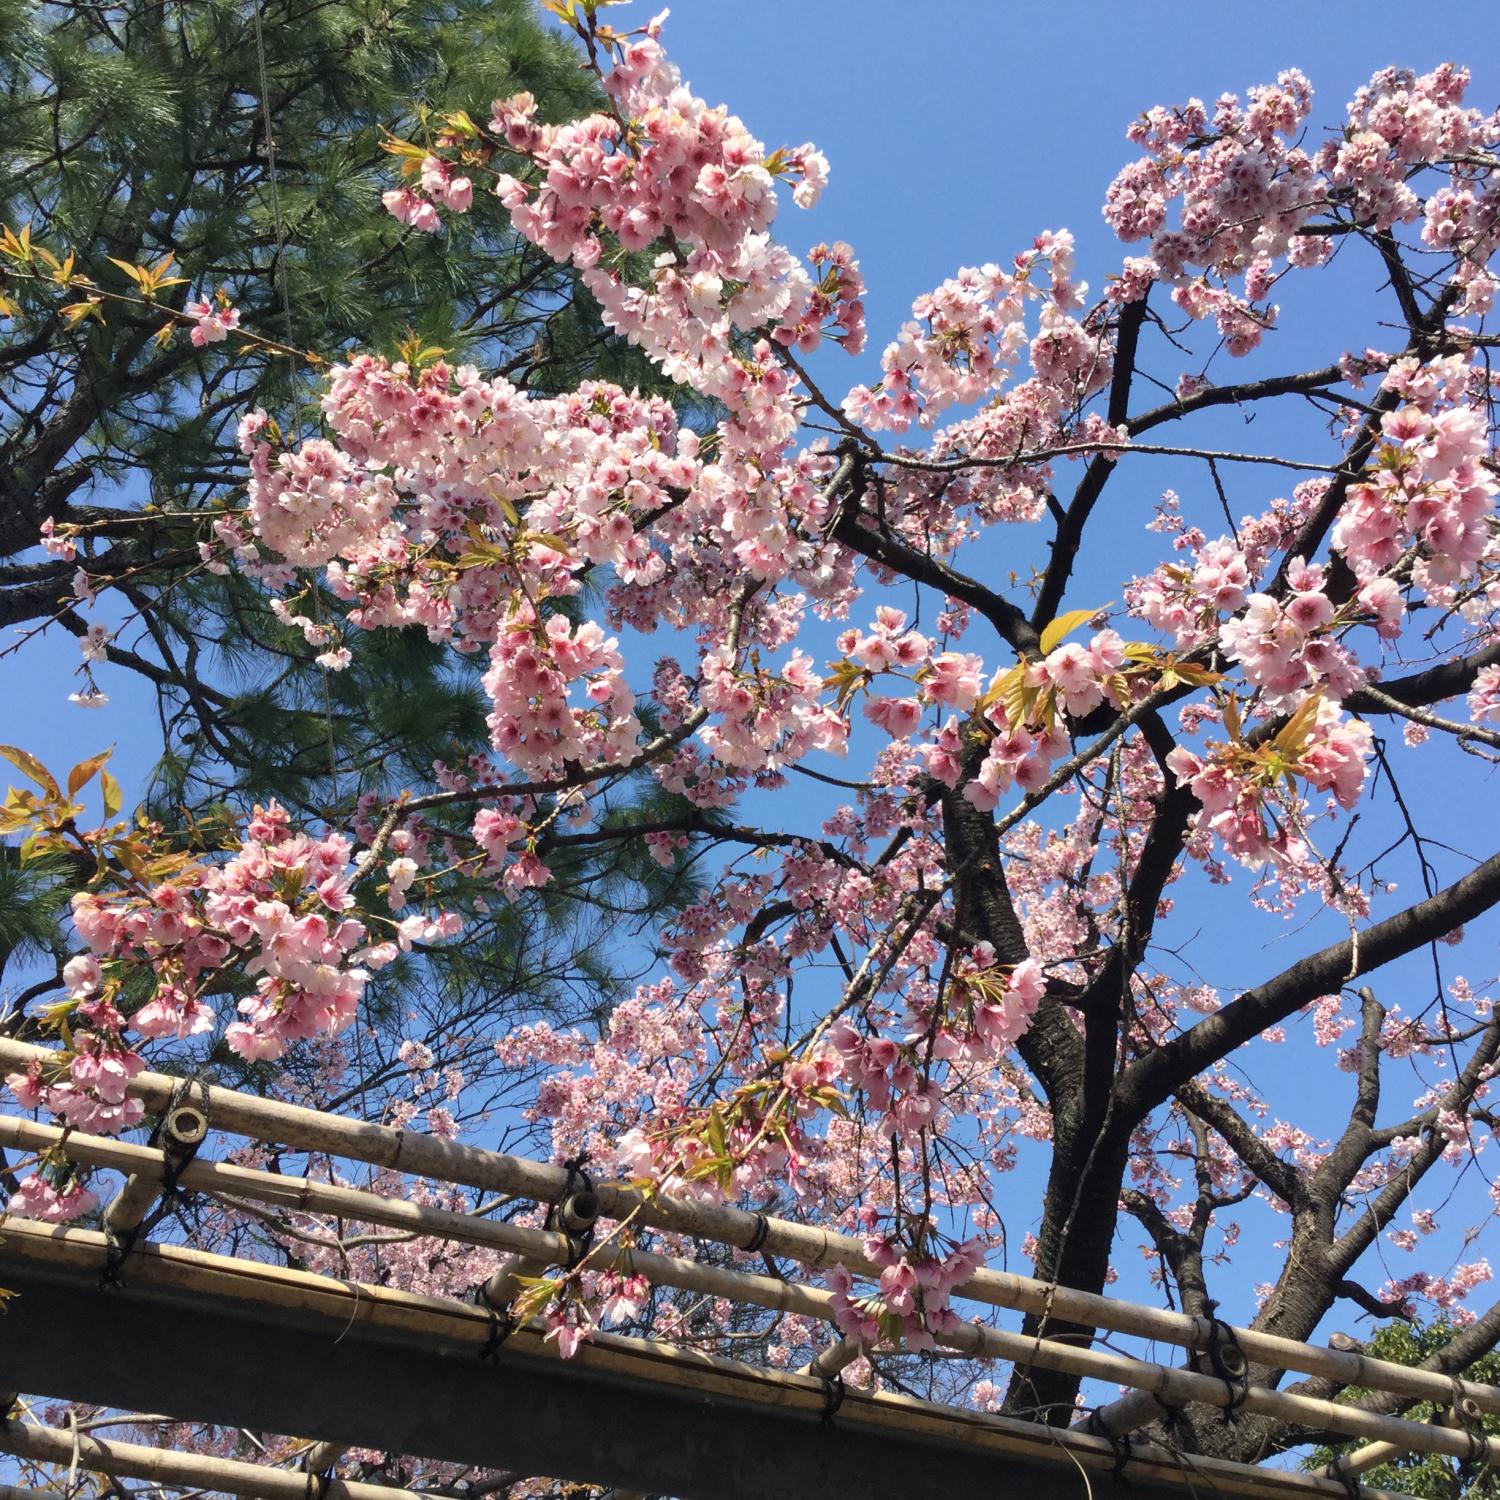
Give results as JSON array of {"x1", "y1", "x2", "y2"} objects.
[{"x1": 4, "y1": 0, "x2": 1499, "y2": 1371}]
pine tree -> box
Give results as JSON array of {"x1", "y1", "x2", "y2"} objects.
[{"x1": 0, "y1": 0, "x2": 702, "y2": 1065}]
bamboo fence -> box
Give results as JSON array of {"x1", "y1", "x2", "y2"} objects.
[{"x1": 1, "y1": 1033, "x2": 1495, "y2": 1498}]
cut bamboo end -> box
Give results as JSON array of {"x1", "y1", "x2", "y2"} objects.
[
  {"x1": 799, "y1": 1336, "x2": 864, "y2": 1379},
  {"x1": 302, "y1": 1440, "x2": 347, "y2": 1473},
  {"x1": 480, "y1": 1254, "x2": 552, "y2": 1310},
  {"x1": 1329, "y1": 1439, "x2": 1405, "y2": 1481},
  {"x1": 556, "y1": 1190, "x2": 600, "y2": 1235},
  {"x1": 164, "y1": 1100, "x2": 210, "y2": 1150}
]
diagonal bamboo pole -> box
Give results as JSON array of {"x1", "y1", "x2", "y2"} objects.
[
  {"x1": 799, "y1": 1335, "x2": 865, "y2": 1379},
  {"x1": 1325, "y1": 1401, "x2": 1487, "y2": 1482},
  {"x1": 100, "y1": 1094, "x2": 210, "y2": 1258}
]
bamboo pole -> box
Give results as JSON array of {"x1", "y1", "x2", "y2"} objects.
[
  {"x1": 479, "y1": 1253, "x2": 550, "y2": 1310},
  {"x1": 5, "y1": 1037, "x2": 1499, "y2": 1422},
  {"x1": 799, "y1": 1336, "x2": 864, "y2": 1379},
  {"x1": 302, "y1": 1440, "x2": 347, "y2": 1473},
  {"x1": 1078, "y1": 1330, "x2": 1251, "y2": 1439},
  {"x1": 0, "y1": 1222, "x2": 1416, "y2": 1500},
  {"x1": 2, "y1": 1209, "x2": 1494, "y2": 1474},
  {"x1": 1328, "y1": 1441, "x2": 1406, "y2": 1482},
  {"x1": 101, "y1": 1172, "x2": 162, "y2": 1241},
  {"x1": 928, "y1": 1318, "x2": 1500, "y2": 1469},
  {"x1": 0, "y1": 1419, "x2": 423, "y2": 1500},
  {"x1": 0, "y1": 1117, "x2": 833, "y2": 1323},
  {"x1": 1328, "y1": 1401, "x2": 1487, "y2": 1481},
  {"x1": 1076, "y1": 1381, "x2": 1179, "y2": 1439}
]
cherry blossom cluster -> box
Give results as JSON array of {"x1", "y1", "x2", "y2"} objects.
[
  {"x1": 844, "y1": 231, "x2": 1110, "y2": 437},
  {"x1": 184, "y1": 296, "x2": 241, "y2": 346},
  {"x1": 382, "y1": 154, "x2": 474, "y2": 233},
  {"x1": 1102, "y1": 63, "x2": 1500, "y2": 349},
  {"x1": 1166, "y1": 699, "x2": 1374, "y2": 866},
  {"x1": 827, "y1": 1234, "x2": 985, "y2": 1352},
  {"x1": 1470, "y1": 663, "x2": 1500, "y2": 725},
  {"x1": 3, "y1": 801, "x2": 417, "y2": 1169},
  {"x1": 8, "y1": 8, "x2": 1500, "y2": 1416},
  {"x1": 475, "y1": 24, "x2": 842, "y2": 428},
  {"x1": 1379, "y1": 1260, "x2": 1493, "y2": 1323},
  {"x1": 1217, "y1": 559, "x2": 1366, "y2": 709},
  {"x1": 1330, "y1": 378, "x2": 1498, "y2": 600},
  {"x1": 842, "y1": 262, "x2": 1027, "y2": 431}
]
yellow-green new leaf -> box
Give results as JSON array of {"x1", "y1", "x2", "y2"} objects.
[
  {"x1": 1274, "y1": 694, "x2": 1324, "y2": 760},
  {"x1": 1039, "y1": 603, "x2": 1110, "y2": 656}
]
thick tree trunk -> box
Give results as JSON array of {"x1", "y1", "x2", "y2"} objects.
[{"x1": 1005, "y1": 1118, "x2": 1132, "y2": 1422}]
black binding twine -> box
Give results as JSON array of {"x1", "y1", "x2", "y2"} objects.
[
  {"x1": 1449, "y1": 1377, "x2": 1487, "y2": 1468},
  {"x1": 472, "y1": 1285, "x2": 516, "y2": 1362},
  {"x1": 818, "y1": 1370, "x2": 845, "y2": 1425},
  {"x1": 1085, "y1": 1408, "x2": 1134, "y2": 1484},
  {"x1": 742, "y1": 1213, "x2": 771, "y2": 1254},
  {"x1": 546, "y1": 1153, "x2": 595, "y2": 1269},
  {"x1": 1323, "y1": 1458, "x2": 1362, "y2": 1500},
  {"x1": 1202, "y1": 1301, "x2": 1249, "y2": 1425},
  {"x1": 101, "y1": 1073, "x2": 211, "y2": 1288},
  {"x1": 1150, "y1": 1389, "x2": 1191, "y2": 1443}
]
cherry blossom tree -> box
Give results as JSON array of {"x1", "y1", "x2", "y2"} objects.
[{"x1": 7, "y1": 0, "x2": 1500, "y2": 1478}]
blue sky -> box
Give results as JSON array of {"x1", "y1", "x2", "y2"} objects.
[{"x1": 4, "y1": 0, "x2": 1500, "y2": 1387}]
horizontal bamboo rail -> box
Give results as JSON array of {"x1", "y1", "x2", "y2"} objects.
[
  {"x1": 3, "y1": 1037, "x2": 1495, "y2": 1430},
  {"x1": 0, "y1": 1418, "x2": 422, "y2": 1500},
  {"x1": 0, "y1": 1180, "x2": 1492, "y2": 1475},
  {"x1": 0, "y1": 1221, "x2": 1411, "y2": 1500},
  {"x1": 0, "y1": 1115, "x2": 831, "y2": 1323},
  {"x1": 4, "y1": 1110, "x2": 1484, "y2": 1472}
]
